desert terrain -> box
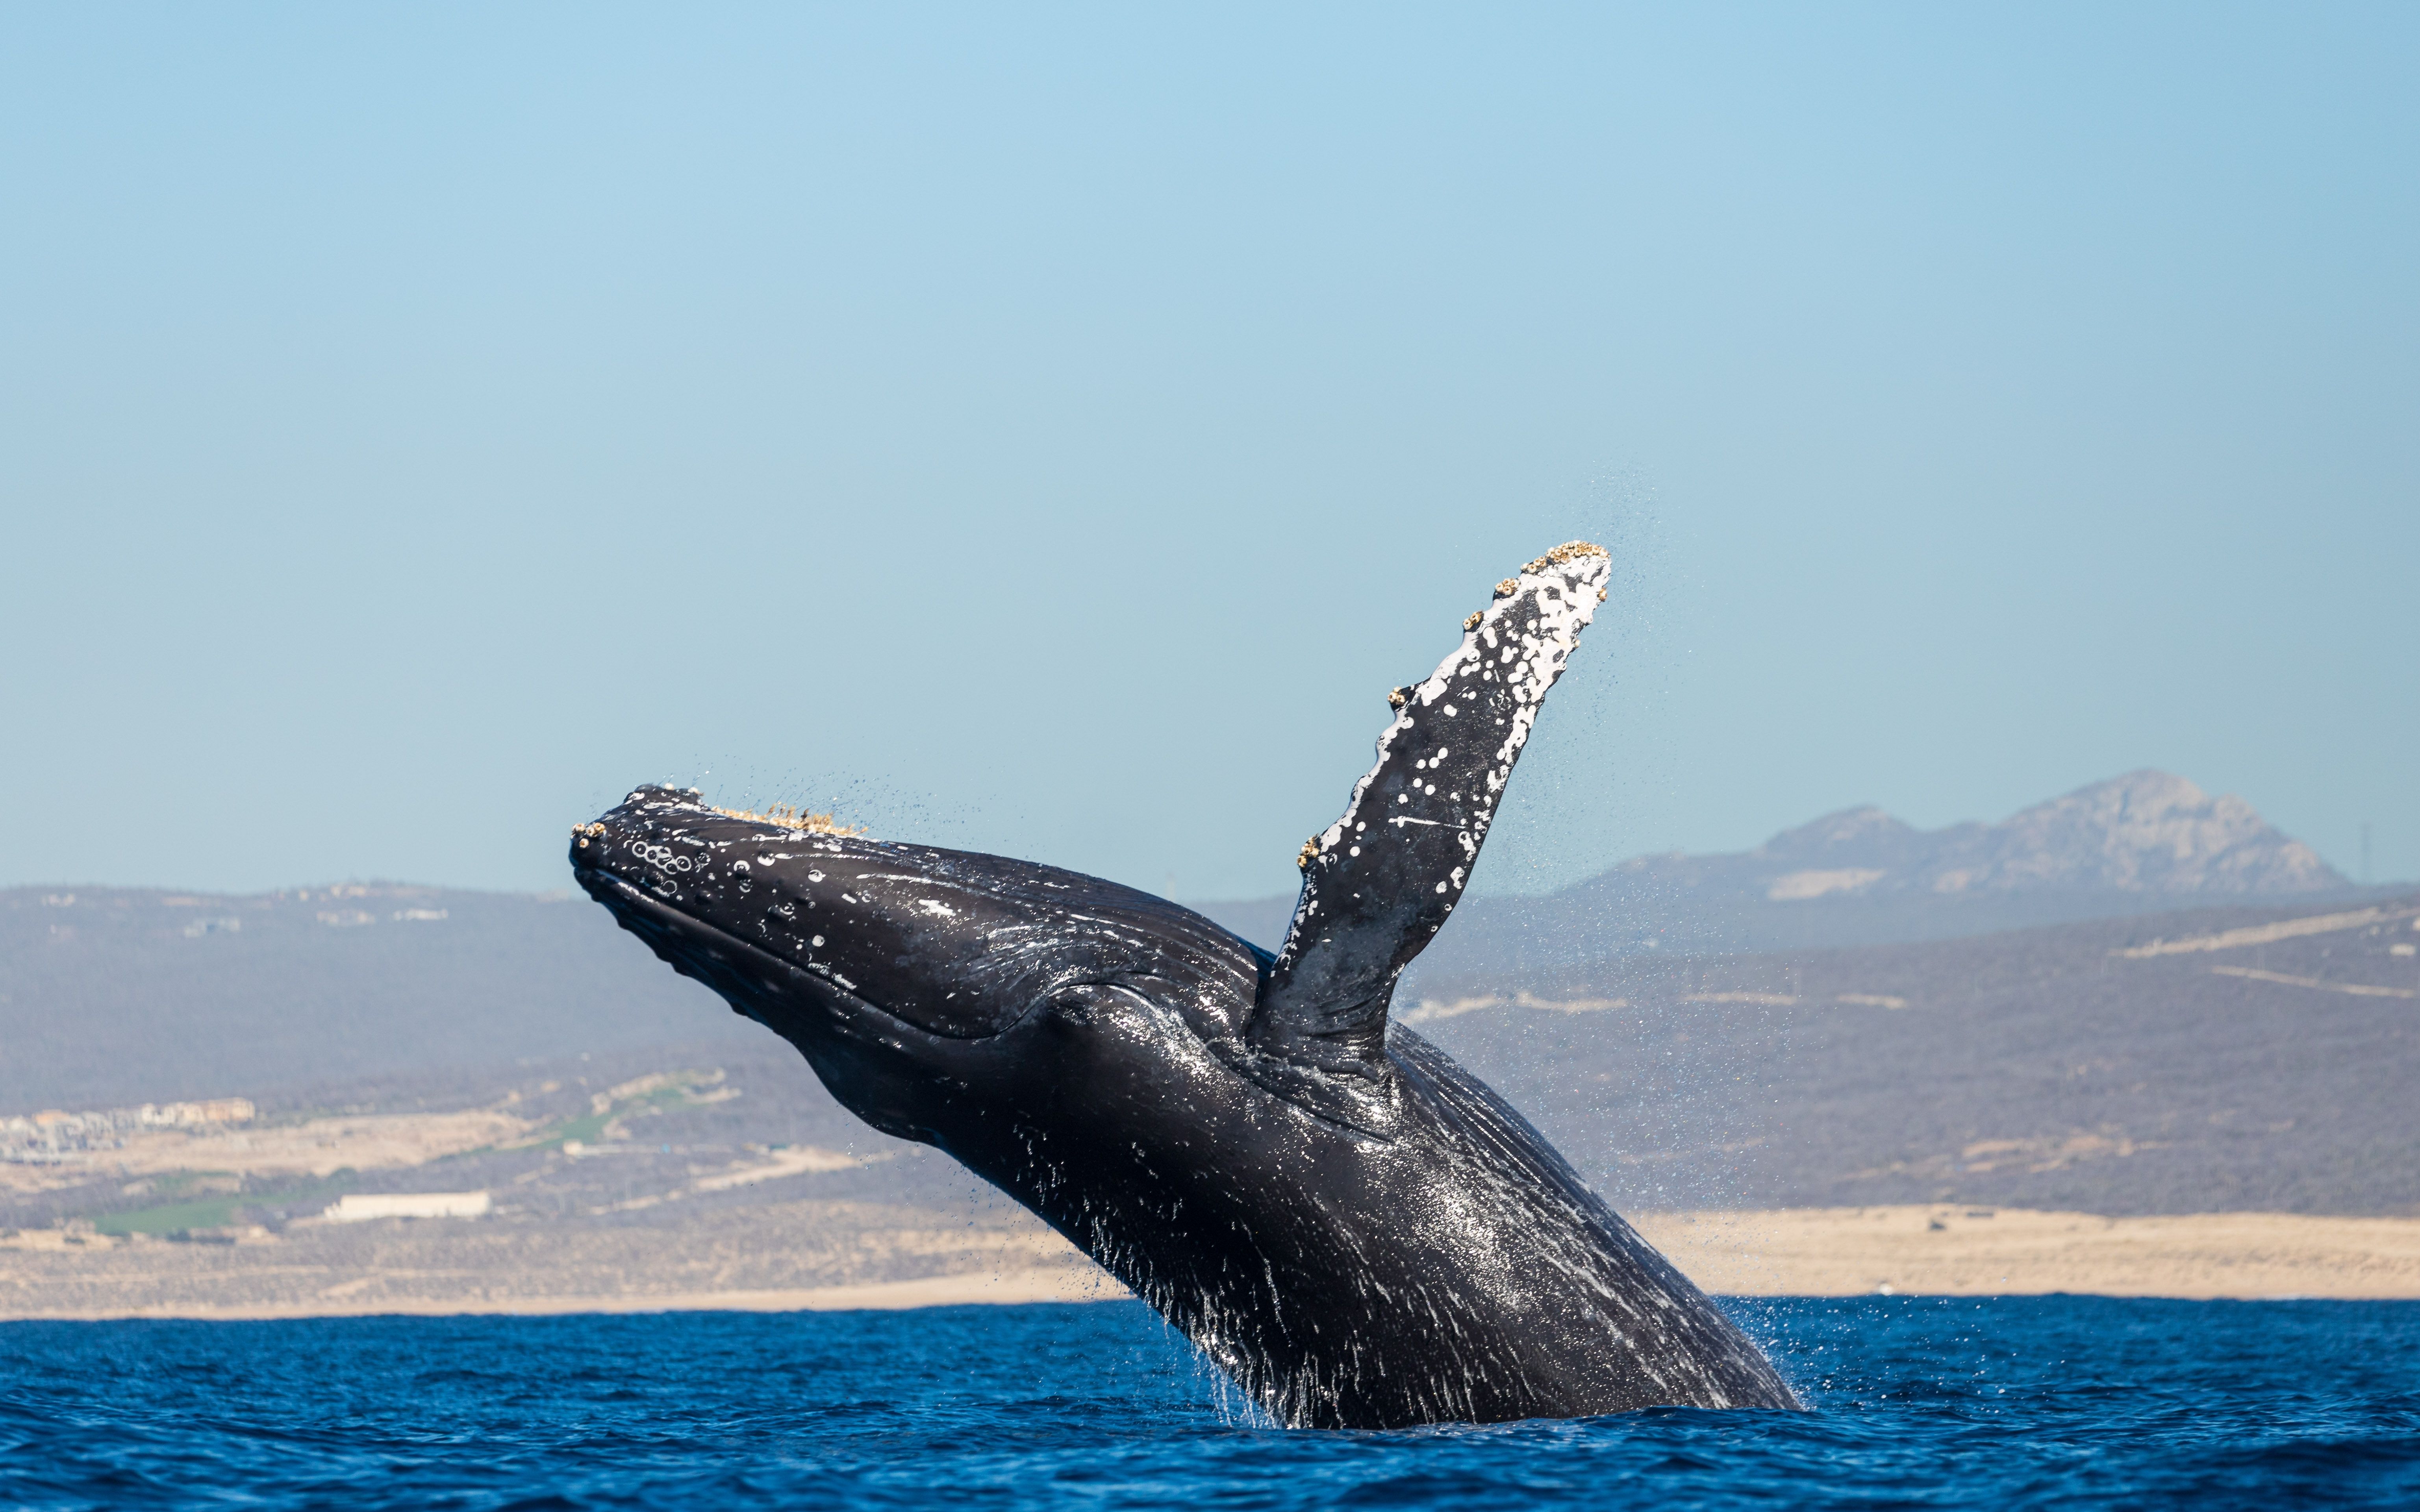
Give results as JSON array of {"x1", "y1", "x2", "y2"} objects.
[
  {"x1": 8, "y1": 1193, "x2": 2416, "y2": 1321},
  {"x1": 2, "y1": 1064, "x2": 2416, "y2": 1320},
  {"x1": 6, "y1": 813, "x2": 2416, "y2": 1321}
]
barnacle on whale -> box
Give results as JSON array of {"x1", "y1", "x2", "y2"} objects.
[
  {"x1": 709, "y1": 803, "x2": 867, "y2": 837},
  {"x1": 1523, "y1": 539, "x2": 1605, "y2": 574}
]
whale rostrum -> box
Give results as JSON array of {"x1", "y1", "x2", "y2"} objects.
[{"x1": 571, "y1": 542, "x2": 1800, "y2": 1426}]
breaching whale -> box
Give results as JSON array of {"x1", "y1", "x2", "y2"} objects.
[{"x1": 571, "y1": 542, "x2": 1799, "y2": 1426}]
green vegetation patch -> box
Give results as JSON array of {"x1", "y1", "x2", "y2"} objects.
[
  {"x1": 95, "y1": 1196, "x2": 244, "y2": 1236},
  {"x1": 506, "y1": 1069, "x2": 726, "y2": 1152},
  {"x1": 91, "y1": 1169, "x2": 359, "y2": 1238}
]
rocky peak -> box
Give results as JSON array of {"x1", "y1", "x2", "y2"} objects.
[
  {"x1": 1755, "y1": 806, "x2": 1914, "y2": 859},
  {"x1": 1609, "y1": 770, "x2": 2347, "y2": 904},
  {"x1": 1973, "y1": 770, "x2": 2340, "y2": 895}
]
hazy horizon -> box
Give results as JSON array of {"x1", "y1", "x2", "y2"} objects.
[{"x1": 13, "y1": 765, "x2": 2405, "y2": 901}]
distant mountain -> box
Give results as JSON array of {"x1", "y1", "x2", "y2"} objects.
[
  {"x1": 1194, "y1": 771, "x2": 2364, "y2": 966},
  {"x1": 1597, "y1": 770, "x2": 2344, "y2": 905},
  {"x1": 8, "y1": 881, "x2": 2417, "y2": 1219},
  {"x1": 0, "y1": 772, "x2": 2361, "y2": 1114}
]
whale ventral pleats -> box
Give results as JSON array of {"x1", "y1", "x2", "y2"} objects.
[{"x1": 1252, "y1": 542, "x2": 1611, "y2": 1071}]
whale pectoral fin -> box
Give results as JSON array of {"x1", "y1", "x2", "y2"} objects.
[{"x1": 1252, "y1": 542, "x2": 1612, "y2": 1070}]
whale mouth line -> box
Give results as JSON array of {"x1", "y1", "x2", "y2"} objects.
[
  {"x1": 572, "y1": 863, "x2": 1014, "y2": 1044},
  {"x1": 571, "y1": 863, "x2": 899, "y2": 1020}
]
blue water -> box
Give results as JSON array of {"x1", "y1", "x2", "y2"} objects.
[{"x1": 2, "y1": 1298, "x2": 2414, "y2": 1508}]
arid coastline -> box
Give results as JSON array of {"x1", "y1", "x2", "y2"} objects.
[
  {"x1": 1635, "y1": 1207, "x2": 2420, "y2": 1300},
  {"x1": 5, "y1": 1205, "x2": 2416, "y2": 1321}
]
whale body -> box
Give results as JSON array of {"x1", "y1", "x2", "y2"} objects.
[{"x1": 572, "y1": 542, "x2": 1799, "y2": 1426}]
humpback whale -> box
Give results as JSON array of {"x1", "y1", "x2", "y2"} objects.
[{"x1": 571, "y1": 542, "x2": 1799, "y2": 1426}]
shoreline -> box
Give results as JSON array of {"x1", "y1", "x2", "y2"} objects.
[
  {"x1": 4, "y1": 1266, "x2": 1119, "y2": 1323},
  {"x1": 1634, "y1": 1207, "x2": 2420, "y2": 1301},
  {"x1": 4, "y1": 1207, "x2": 2417, "y2": 1321}
]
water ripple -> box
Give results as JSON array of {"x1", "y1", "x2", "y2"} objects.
[{"x1": 0, "y1": 1297, "x2": 2414, "y2": 1510}]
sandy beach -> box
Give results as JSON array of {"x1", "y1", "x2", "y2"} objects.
[
  {"x1": 4, "y1": 1267, "x2": 1117, "y2": 1323},
  {"x1": 4, "y1": 1205, "x2": 2417, "y2": 1321},
  {"x1": 1634, "y1": 1207, "x2": 2420, "y2": 1300}
]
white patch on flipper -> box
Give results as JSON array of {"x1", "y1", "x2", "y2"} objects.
[{"x1": 1278, "y1": 544, "x2": 1610, "y2": 973}]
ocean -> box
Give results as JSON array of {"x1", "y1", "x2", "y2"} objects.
[{"x1": 2, "y1": 1297, "x2": 2414, "y2": 1509}]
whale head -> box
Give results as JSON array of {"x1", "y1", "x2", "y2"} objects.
[{"x1": 570, "y1": 785, "x2": 1269, "y2": 1142}]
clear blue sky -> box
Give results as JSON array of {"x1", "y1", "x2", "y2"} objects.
[{"x1": 4, "y1": 4, "x2": 2414, "y2": 900}]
